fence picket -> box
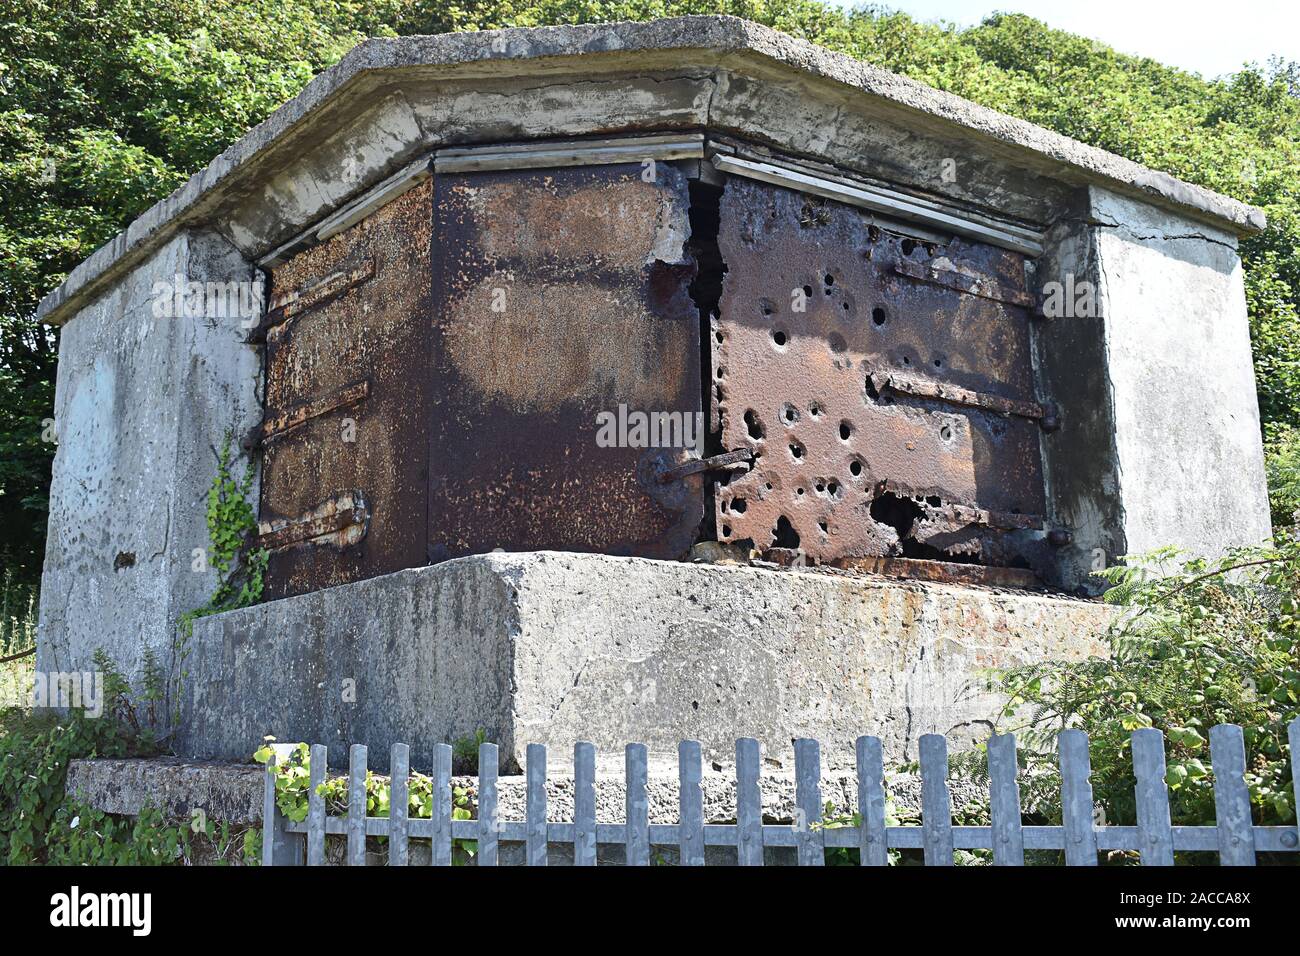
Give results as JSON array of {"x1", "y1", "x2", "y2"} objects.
[
  {"x1": 307, "y1": 744, "x2": 327, "y2": 866},
  {"x1": 389, "y1": 743, "x2": 409, "y2": 866},
  {"x1": 431, "y1": 743, "x2": 453, "y2": 866},
  {"x1": 574, "y1": 741, "x2": 597, "y2": 866},
  {"x1": 1132, "y1": 728, "x2": 1174, "y2": 866},
  {"x1": 678, "y1": 740, "x2": 705, "y2": 866},
  {"x1": 1058, "y1": 729, "x2": 1098, "y2": 866},
  {"x1": 736, "y1": 737, "x2": 764, "y2": 866},
  {"x1": 1290, "y1": 717, "x2": 1300, "y2": 848},
  {"x1": 987, "y1": 733, "x2": 1024, "y2": 866},
  {"x1": 919, "y1": 734, "x2": 954, "y2": 866},
  {"x1": 856, "y1": 736, "x2": 888, "y2": 866},
  {"x1": 626, "y1": 744, "x2": 650, "y2": 866},
  {"x1": 347, "y1": 744, "x2": 367, "y2": 866},
  {"x1": 1209, "y1": 724, "x2": 1256, "y2": 866},
  {"x1": 478, "y1": 742, "x2": 499, "y2": 866},
  {"x1": 526, "y1": 743, "x2": 547, "y2": 866},
  {"x1": 261, "y1": 751, "x2": 302, "y2": 866},
  {"x1": 794, "y1": 738, "x2": 825, "y2": 866}
]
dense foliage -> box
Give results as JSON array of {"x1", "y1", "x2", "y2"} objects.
[
  {"x1": 993, "y1": 540, "x2": 1300, "y2": 841},
  {"x1": 2, "y1": 0, "x2": 1299, "y2": 587}
]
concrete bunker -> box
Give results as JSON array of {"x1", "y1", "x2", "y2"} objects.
[{"x1": 34, "y1": 17, "x2": 1271, "y2": 771}]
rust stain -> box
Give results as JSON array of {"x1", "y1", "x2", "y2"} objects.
[{"x1": 429, "y1": 163, "x2": 704, "y2": 562}]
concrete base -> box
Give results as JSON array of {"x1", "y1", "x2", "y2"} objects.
[{"x1": 179, "y1": 551, "x2": 1113, "y2": 772}]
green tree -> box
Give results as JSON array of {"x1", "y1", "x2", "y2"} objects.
[{"x1": 4, "y1": 1, "x2": 1300, "y2": 590}]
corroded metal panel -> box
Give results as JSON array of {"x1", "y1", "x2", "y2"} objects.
[
  {"x1": 429, "y1": 164, "x2": 703, "y2": 560},
  {"x1": 259, "y1": 181, "x2": 433, "y2": 598},
  {"x1": 713, "y1": 177, "x2": 1046, "y2": 568}
]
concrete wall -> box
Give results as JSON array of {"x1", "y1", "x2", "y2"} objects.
[
  {"x1": 36, "y1": 230, "x2": 261, "y2": 691},
  {"x1": 1090, "y1": 188, "x2": 1271, "y2": 558},
  {"x1": 179, "y1": 551, "x2": 1114, "y2": 772}
]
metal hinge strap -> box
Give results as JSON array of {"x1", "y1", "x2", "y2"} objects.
[{"x1": 253, "y1": 491, "x2": 369, "y2": 552}]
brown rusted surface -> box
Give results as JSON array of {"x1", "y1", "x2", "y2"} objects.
[
  {"x1": 260, "y1": 181, "x2": 432, "y2": 599},
  {"x1": 712, "y1": 177, "x2": 1047, "y2": 570},
  {"x1": 870, "y1": 369, "x2": 1045, "y2": 420},
  {"x1": 832, "y1": 555, "x2": 1042, "y2": 589},
  {"x1": 255, "y1": 379, "x2": 370, "y2": 447},
  {"x1": 429, "y1": 164, "x2": 703, "y2": 561},
  {"x1": 892, "y1": 259, "x2": 1036, "y2": 308},
  {"x1": 253, "y1": 491, "x2": 369, "y2": 551}
]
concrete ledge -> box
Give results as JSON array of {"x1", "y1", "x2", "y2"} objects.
[{"x1": 179, "y1": 551, "x2": 1113, "y2": 772}]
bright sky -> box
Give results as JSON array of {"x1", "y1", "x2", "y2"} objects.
[{"x1": 839, "y1": 0, "x2": 1300, "y2": 79}]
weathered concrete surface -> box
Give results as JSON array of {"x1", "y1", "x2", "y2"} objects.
[
  {"x1": 35, "y1": 230, "x2": 262, "y2": 687},
  {"x1": 178, "y1": 552, "x2": 1113, "y2": 772},
  {"x1": 1090, "y1": 188, "x2": 1271, "y2": 559},
  {"x1": 36, "y1": 16, "x2": 1262, "y2": 325}
]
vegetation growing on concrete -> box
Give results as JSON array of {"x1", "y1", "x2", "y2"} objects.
[{"x1": 0, "y1": 653, "x2": 259, "y2": 865}]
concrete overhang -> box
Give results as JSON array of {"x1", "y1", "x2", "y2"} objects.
[{"x1": 35, "y1": 15, "x2": 1266, "y2": 326}]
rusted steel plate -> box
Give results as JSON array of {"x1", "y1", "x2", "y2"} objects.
[
  {"x1": 253, "y1": 491, "x2": 369, "y2": 552},
  {"x1": 712, "y1": 177, "x2": 1046, "y2": 569},
  {"x1": 870, "y1": 370, "x2": 1045, "y2": 420},
  {"x1": 832, "y1": 555, "x2": 1041, "y2": 589},
  {"x1": 254, "y1": 379, "x2": 370, "y2": 448},
  {"x1": 892, "y1": 259, "x2": 1036, "y2": 308},
  {"x1": 260, "y1": 180, "x2": 433, "y2": 599},
  {"x1": 429, "y1": 164, "x2": 703, "y2": 561}
]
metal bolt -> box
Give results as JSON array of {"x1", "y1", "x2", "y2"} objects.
[{"x1": 1048, "y1": 528, "x2": 1073, "y2": 547}]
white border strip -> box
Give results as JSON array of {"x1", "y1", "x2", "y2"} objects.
[{"x1": 711, "y1": 154, "x2": 1044, "y2": 257}]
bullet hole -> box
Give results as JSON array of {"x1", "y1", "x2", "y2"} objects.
[
  {"x1": 939, "y1": 423, "x2": 955, "y2": 443},
  {"x1": 870, "y1": 492, "x2": 923, "y2": 539},
  {"x1": 926, "y1": 495, "x2": 942, "y2": 506},
  {"x1": 840, "y1": 421, "x2": 852, "y2": 441},
  {"x1": 765, "y1": 481, "x2": 773, "y2": 491},
  {"x1": 715, "y1": 330, "x2": 724, "y2": 344},
  {"x1": 827, "y1": 480, "x2": 840, "y2": 497},
  {"x1": 722, "y1": 525, "x2": 732, "y2": 537},
  {"x1": 815, "y1": 480, "x2": 825, "y2": 493},
  {"x1": 872, "y1": 307, "x2": 887, "y2": 326},
  {"x1": 760, "y1": 299, "x2": 775, "y2": 317},
  {"x1": 902, "y1": 355, "x2": 911, "y2": 366},
  {"x1": 865, "y1": 377, "x2": 881, "y2": 402},
  {"x1": 802, "y1": 285, "x2": 813, "y2": 299},
  {"x1": 744, "y1": 409, "x2": 765, "y2": 440},
  {"x1": 773, "y1": 515, "x2": 800, "y2": 549},
  {"x1": 783, "y1": 403, "x2": 799, "y2": 424},
  {"x1": 818, "y1": 520, "x2": 829, "y2": 534},
  {"x1": 732, "y1": 498, "x2": 748, "y2": 514},
  {"x1": 772, "y1": 329, "x2": 788, "y2": 348},
  {"x1": 716, "y1": 365, "x2": 726, "y2": 379},
  {"x1": 828, "y1": 332, "x2": 847, "y2": 353},
  {"x1": 824, "y1": 274, "x2": 835, "y2": 287},
  {"x1": 809, "y1": 402, "x2": 823, "y2": 418},
  {"x1": 796, "y1": 486, "x2": 806, "y2": 496},
  {"x1": 113, "y1": 551, "x2": 136, "y2": 571},
  {"x1": 902, "y1": 239, "x2": 917, "y2": 256},
  {"x1": 934, "y1": 357, "x2": 943, "y2": 368},
  {"x1": 849, "y1": 458, "x2": 864, "y2": 477},
  {"x1": 868, "y1": 225, "x2": 881, "y2": 242},
  {"x1": 789, "y1": 441, "x2": 805, "y2": 459}
]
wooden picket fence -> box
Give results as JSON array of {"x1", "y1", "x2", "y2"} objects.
[{"x1": 261, "y1": 719, "x2": 1300, "y2": 866}]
